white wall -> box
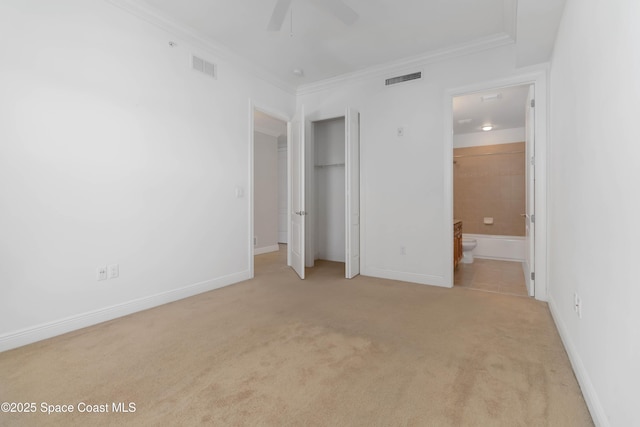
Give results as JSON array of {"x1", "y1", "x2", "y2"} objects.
[
  {"x1": 277, "y1": 135, "x2": 288, "y2": 244},
  {"x1": 453, "y1": 127, "x2": 525, "y2": 148},
  {"x1": 547, "y1": 0, "x2": 640, "y2": 425},
  {"x1": 0, "y1": 0, "x2": 294, "y2": 350},
  {"x1": 314, "y1": 118, "x2": 346, "y2": 262},
  {"x1": 298, "y1": 44, "x2": 544, "y2": 287},
  {"x1": 253, "y1": 132, "x2": 279, "y2": 254}
]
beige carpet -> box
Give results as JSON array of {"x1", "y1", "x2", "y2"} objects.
[{"x1": 0, "y1": 247, "x2": 592, "y2": 426}]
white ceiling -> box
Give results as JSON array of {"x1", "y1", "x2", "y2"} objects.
[
  {"x1": 127, "y1": 0, "x2": 566, "y2": 89},
  {"x1": 453, "y1": 85, "x2": 529, "y2": 135}
]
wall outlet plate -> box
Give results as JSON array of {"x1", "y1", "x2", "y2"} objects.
[
  {"x1": 97, "y1": 266, "x2": 107, "y2": 281},
  {"x1": 108, "y1": 264, "x2": 119, "y2": 279}
]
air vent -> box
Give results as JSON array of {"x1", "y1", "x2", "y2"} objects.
[
  {"x1": 385, "y1": 71, "x2": 422, "y2": 86},
  {"x1": 192, "y1": 54, "x2": 216, "y2": 79}
]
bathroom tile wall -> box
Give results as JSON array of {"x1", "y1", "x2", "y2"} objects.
[{"x1": 454, "y1": 142, "x2": 525, "y2": 236}]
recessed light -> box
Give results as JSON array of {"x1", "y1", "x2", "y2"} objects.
[
  {"x1": 292, "y1": 68, "x2": 304, "y2": 77},
  {"x1": 482, "y1": 125, "x2": 493, "y2": 131},
  {"x1": 458, "y1": 118, "x2": 472, "y2": 124}
]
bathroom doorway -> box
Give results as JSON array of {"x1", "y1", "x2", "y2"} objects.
[{"x1": 451, "y1": 83, "x2": 535, "y2": 297}]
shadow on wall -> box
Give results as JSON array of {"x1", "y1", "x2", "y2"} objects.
[{"x1": 454, "y1": 142, "x2": 525, "y2": 236}]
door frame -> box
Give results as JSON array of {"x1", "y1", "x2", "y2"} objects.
[
  {"x1": 248, "y1": 100, "x2": 291, "y2": 279},
  {"x1": 443, "y1": 70, "x2": 549, "y2": 301}
]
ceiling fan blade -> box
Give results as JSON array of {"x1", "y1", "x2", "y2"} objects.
[
  {"x1": 310, "y1": 0, "x2": 358, "y2": 26},
  {"x1": 267, "y1": 0, "x2": 293, "y2": 31}
]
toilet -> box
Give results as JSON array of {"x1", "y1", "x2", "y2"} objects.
[{"x1": 461, "y1": 238, "x2": 477, "y2": 264}]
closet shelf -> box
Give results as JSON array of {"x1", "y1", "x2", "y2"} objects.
[{"x1": 315, "y1": 163, "x2": 345, "y2": 168}]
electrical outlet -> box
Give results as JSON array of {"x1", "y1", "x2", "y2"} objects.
[
  {"x1": 108, "y1": 264, "x2": 119, "y2": 279},
  {"x1": 400, "y1": 246, "x2": 406, "y2": 255},
  {"x1": 96, "y1": 266, "x2": 107, "y2": 281},
  {"x1": 397, "y1": 127, "x2": 405, "y2": 137}
]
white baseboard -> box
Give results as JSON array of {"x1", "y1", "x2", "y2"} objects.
[
  {"x1": 254, "y1": 244, "x2": 280, "y2": 255},
  {"x1": 474, "y1": 255, "x2": 525, "y2": 262},
  {"x1": 547, "y1": 296, "x2": 609, "y2": 427},
  {"x1": 362, "y1": 266, "x2": 449, "y2": 288},
  {"x1": 0, "y1": 270, "x2": 251, "y2": 353}
]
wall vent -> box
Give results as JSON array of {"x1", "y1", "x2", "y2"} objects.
[
  {"x1": 192, "y1": 54, "x2": 216, "y2": 79},
  {"x1": 385, "y1": 71, "x2": 422, "y2": 86}
]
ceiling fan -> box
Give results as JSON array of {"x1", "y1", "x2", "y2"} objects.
[{"x1": 266, "y1": 0, "x2": 359, "y2": 31}]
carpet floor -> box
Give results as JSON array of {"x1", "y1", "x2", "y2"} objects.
[{"x1": 0, "y1": 247, "x2": 592, "y2": 426}]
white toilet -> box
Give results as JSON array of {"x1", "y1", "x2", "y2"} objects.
[{"x1": 461, "y1": 238, "x2": 477, "y2": 264}]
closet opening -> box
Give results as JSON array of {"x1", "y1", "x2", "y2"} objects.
[
  {"x1": 304, "y1": 109, "x2": 360, "y2": 279},
  {"x1": 310, "y1": 117, "x2": 346, "y2": 273}
]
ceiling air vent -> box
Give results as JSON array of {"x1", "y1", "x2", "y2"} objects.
[
  {"x1": 192, "y1": 54, "x2": 216, "y2": 79},
  {"x1": 385, "y1": 71, "x2": 422, "y2": 86}
]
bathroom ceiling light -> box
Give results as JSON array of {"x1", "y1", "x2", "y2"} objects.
[
  {"x1": 292, "y1": 68, "x2": 304, "y2": 77},
  {"x1": 482, "y1": 125, "x2": 493, "y2": 131}
]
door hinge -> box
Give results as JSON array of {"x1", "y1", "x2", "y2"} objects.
[
  {"x1": 531, "y1": 214, "x2": 535, "y2": 224},
  {"x1": 530, "y1": 156, "x2": 535, "y2": 166},
  {"x1": 531, "y1": 272, "x2": 535, "y2": 280},
  {"x1": 531, "y1": 99, "x2": 535, "y2": 108}
]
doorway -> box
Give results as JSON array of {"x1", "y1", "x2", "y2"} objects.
[
  {"x1": 305, "y1": 110, "x2": 360, "y2": 279},
  {"x1": 311, "y1": 117, "x2": 347, "y2": 268},
  {"x1": 287, "y1": 106, "x2": 360, "y2": 280},
  {"x1": 451, "y1": 84, "x2": 535, "y2": 297},
  {"x1": 252, "y1": 105, "x2": 361, "y2": 281},
  {"x1": 252, "y1": 107, "x2": 288, "y2": 273}
]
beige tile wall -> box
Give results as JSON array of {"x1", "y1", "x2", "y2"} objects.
[{"x1": 454, "y1": 142, "x2": 526, "y2": 236}]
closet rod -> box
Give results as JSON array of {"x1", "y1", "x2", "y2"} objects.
[{"x1": 453, "y1": 150, "x2": 524, "y2": 159}]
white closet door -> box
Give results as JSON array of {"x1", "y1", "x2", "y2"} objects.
[
  {"x1": 345, "y1": 108, "x2": 360, "y2": 279},
  {"x1": 289, "y1": 105, "x2": 306, "y2": 279}
]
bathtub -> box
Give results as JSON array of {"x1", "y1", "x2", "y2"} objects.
[{"x1": 463, "y1": 233, "x2": 526, "y2": 262}]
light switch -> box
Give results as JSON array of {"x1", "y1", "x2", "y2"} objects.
[
  {"x1": 96, "y1": 266, "x2": 107, "y2": 281},
  {"x1": 235, "y1": 187, "x2": 244, "y2": 198}
]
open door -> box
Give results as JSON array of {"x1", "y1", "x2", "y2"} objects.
[
  {"x1": 345, "y1": 108, "x2": 360, "y2": 279},
  {"x1": 524, "y1": 85, "x2": 535, "y2": 296},
  {"x1": 288, "y1": 105, "x2": 306, "y2": 279}
]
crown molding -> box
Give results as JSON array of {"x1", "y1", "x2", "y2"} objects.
[
  {"x1": 105, "y1": 0, "x2": 518, "y2": 98},
  {"x1": 104, "y1": 0, "x2": 297, "y2": 95},
  {"x1": 296, "y1": 33, "x2": 515, "y2": 96}
]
